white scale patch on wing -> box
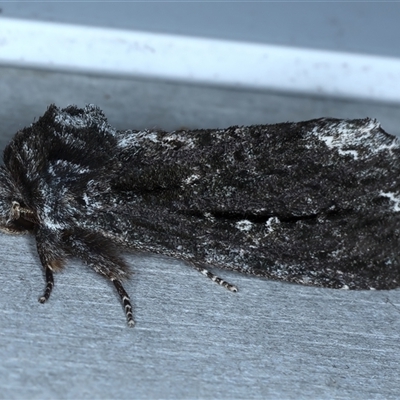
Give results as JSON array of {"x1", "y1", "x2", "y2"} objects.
[
  {"x1": 379, "y1": 191, "x2": 400, "y2": 212},
  {"x1": 162, "y1": 132, "x2": 196, "y2": 149},
  {"x1": 235, "y1": 220, "x2": 253, "y2": 232},
  {"x1": 118, "y1": 130, "x2": 197, "y2": 150},
  {"x1": 184, "y1": 174, "x2": 200, "y2": 185},
  {"x1": 203, "y1": 212, "x2": 216, "y2": 223},
  {"x1": 117, "y1": 130, "x2": 159, "y2": 148},
  {"x1": 265, "y1": 217, "x2": 280, "y2": 233},
  {"x1": 309, "y1": 119, "x2": 399, "y2": 160}
]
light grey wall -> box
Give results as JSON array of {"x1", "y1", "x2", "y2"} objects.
[
  {"x1": 1, "y1": 66, "x2": 400, "y2": 152},
  {"x1": 2, "y1": 0, "x2": 400, "y2": 57},
  {"x1": 1, "y1": 1, "x2": 399, "y2": 149},
  {"x1": 1, "y1": 4, "x2": 400, "y2": 399}
]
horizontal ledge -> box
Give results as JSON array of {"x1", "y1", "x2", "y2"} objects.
[{"x1": 1, "y1": 17, "x2": 400, "y2": 104}]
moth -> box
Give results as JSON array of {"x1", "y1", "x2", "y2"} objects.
[{"x1": 1, "y1": 104, "x2": 400, "y2": 327}]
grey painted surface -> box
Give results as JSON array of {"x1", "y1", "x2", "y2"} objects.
[
  {"x1": 1, "y1": 4, "x2": 400, "y2": 396},
  {"x1": 1, "y1": 234, "x2": 400, "y2": 399},
  {"x1": 0, "y1": 63, "x2": 400, "y2": 399},
  {"x1": 1, "y1": 69, "x2": 400, "y2": 398},
  {"x1": 1, "y1": 66, "x2": 400, "y2": 152},
  {"x1": 2, "y1": 1, "x2": 400, "y2": 57}
]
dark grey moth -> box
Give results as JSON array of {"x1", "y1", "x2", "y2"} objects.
[{"x1": 1, "y1": 104, "x2": 400, "y2": 326}]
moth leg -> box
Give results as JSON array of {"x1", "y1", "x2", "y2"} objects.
[
  {"x1": 112, "y1": 278, "x2": 135, "y2": 327},
  {"x1": 191, "y1": 264, "x2": 238, "y2": 292},
  {"x1": 39, "y1": 265, "x2": 54, "y2": 303},
  {"x1": 63, "y1": 230, "x2": 134, "y2": 326},
  {"x1": 35, "y1": 227, "x2": 66, "y2": 304}
]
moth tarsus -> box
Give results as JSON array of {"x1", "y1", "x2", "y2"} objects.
[
  {"x1": 112, "y1": 279, "x2": 135, "y2": 327},
  {"x1": 195, "y1": 265, "x2": 238, "y2": 292},
  {"x1": 1, "y1": 104, "x2": 400, "y2": 327},
  {"x1": 38, "y1": 266, "x2": 54, "y2": 303}
]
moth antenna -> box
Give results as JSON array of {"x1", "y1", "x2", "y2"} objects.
[
  {"x1": 38, "y1": 266, "x2": 54, "y2": 303},
  {"x1": 112, "y1": 279, "x2": 135, "y2": 327},
  {"x1": 190, "y1": 263, "x2": 238, "y2": 292}
]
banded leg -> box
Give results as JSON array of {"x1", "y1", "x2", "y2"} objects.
[
  {"x1": 39, "y1": 266, "x2": 54, "y2": 303},
  {"x1": 191, "y1": 264, "x2": 238, "y2": 292},
  {"x1": 112, "y1": 279, "x2": 135, "y2": 327}
]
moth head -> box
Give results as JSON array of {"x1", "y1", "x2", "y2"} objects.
[{"x1": 0, "y1": 166, "x2": 32, "y2": 234}]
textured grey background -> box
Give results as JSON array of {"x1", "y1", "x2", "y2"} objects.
[
  {"x1": 1, "y1": 234, "x2": 400, "y2": 399},
  {"x1": 1, "y1": 70, "x2": 400, "y2": 400},
  {"x1": 1, "y1": 2, "x2": 400, "y2": 399}
]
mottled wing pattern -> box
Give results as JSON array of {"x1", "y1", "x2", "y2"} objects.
[
  {"x1": 114, "y1": 117, "x2": 400, "y2": 290},
  {"x1": 1, "y1": 104, "x2": 400, "y2": 326}
]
